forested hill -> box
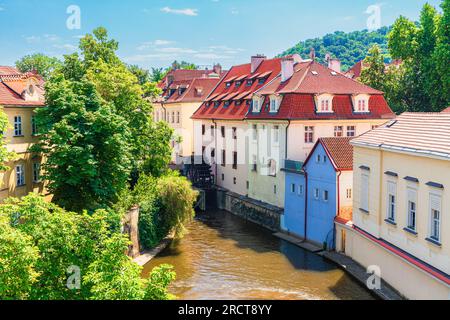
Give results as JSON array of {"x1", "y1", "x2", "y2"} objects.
[{"x1": 279, "y1": 26, "x2": 391, "y2": 71}]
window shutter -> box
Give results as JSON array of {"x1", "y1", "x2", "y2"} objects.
[
  {"x1": 361, "y1": 174, "x2": 369, "y2": 211},
  {"x1": 430, "y1": 194, "x2": 441, "y2": 211}
]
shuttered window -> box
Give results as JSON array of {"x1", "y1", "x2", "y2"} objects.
[
  {"x1": 360, "y1": 173, "x2": 369, "y2": 212},
  {"x1": 407, "y1": 188, "x2": 417, "y2": 231},
  {"x1": 387, "y1": 181, "x2": 397, "y2": 221},
  {"x1": 430, "y1": 194, "x2": 441, "y2": 242}
]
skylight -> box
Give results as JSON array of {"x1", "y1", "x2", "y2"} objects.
[{"x1": 311, "y1": 71, "x2": 318, "y2": 75}]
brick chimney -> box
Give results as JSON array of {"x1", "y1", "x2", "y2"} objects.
[
  {"x1": 310, "y1": 48, "x2": 316, "y2": 61},
  {"x1": 325, "y1": 53, "x2": 341, "y2": 73},
  {"x1": 281, "y1": 57, "x2": 295, "y2": 82},
  {"x1": 213, "y1": 63, "x2": 222, "y2": 75},
  {"x1": 251, "y1": 54, "x2": 266, "y2": 73}
]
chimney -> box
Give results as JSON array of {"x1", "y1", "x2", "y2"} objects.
[
  {"x1": 213, "y1": 63, "x2": 222, "y2": 75},
  {"x1": 329, "y1": 58, "x2": 341, "y2": 73},
  {"x1": 281, "y1": 57, "x2": 295, "y2": 82},
  {"x1": 251, "y1": 54, "x2": 266, "y2": 73},
  {"x1": 310, "y1": 48, "x2": 316, "y2": 61}
]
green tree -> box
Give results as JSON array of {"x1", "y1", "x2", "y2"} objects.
[
  {"x1": 79, "y1": 28, "x2": 173, "y2": 178},
  {"x1": 0, "y1": 194, "x2": 175, "y2": 300},
  {"x1": 0, "y1": 107, "x2": 16, "y2": 171},
  {"x1": 0, "y1": 215, "x2": 39, "y2": 300},
  {"x1": 151, "y1": 67, "x2": 166, "y2": 82},
  {"x1": 32, "y1": 69, "x2": 133, "y2": 212},
  {"x1": 360, "y1": 45, "x2": 387, "y2": 90},
  {"x1": 360, "y1": 45, "x2": 407, "y2": 113},
  {"x1": 388, "y1": 2, "x2": 448, "y2": 111},
  {"x1": 15, "y1": 53, "x2": 62, "y2": 79}
]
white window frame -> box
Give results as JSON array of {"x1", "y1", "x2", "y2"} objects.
[
  {"x1": 33, "y1": 162, "x2": 41, "y2": 183},
  {"x1": 386, "y1": 181, "x2": 397, "y2": 222},
  {"x1": 14, "y1": 116, "x2": 22, "y2": 137},
  {"x1": 304, "y1": 126, "x2": 314, "y2": 144},
  {"x1": 314, "y1": 188, "x2": 320, "y2": 200},
  {"x1": 347, "y1": 126, "x2": 356, "y2": 137},
  {"x1": 429, "y1": 193, "x2": 442, "y2": 242},
  {"x1": 273, "y1": 125, "x2": 279, "y2": 144},
  {"x1": 406, "y1": 187, "x2": 418, "y2": 231},
  {"x1": 298, "y1": 185, "x2": 304, "y2": 196},
  {"x1": 291, "y1": 183, "x2": 296, "y2": 193},
  {"x1": 16, "y1": 164, "x2": 25, "y2": 186},
  {"x1": 323, "y1": 190, "x2": 329, "y2": 202},
  {"x1": 334, "y1": 126, "x2": 344, "y2": 137}
]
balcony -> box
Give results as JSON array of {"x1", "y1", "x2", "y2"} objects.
[{"x1": 281, "y1": 159, "x2": 304, "y2": 173}]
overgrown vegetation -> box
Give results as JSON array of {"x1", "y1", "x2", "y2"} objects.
[
  {"x1": 117, "y1": 173, "x2": 199, "y2": 250},
  {"x1": 0, "y1": 194, "x2": 175, "y2": 300}
]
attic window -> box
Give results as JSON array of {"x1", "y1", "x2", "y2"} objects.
[
  {"x1": 224, "y1": 101, "x2": 231, "y2": 107},
  {"x1": 196, "y1": 87, "x2": 203, "y2": 96},
  {"x1": 311, "y1": 71, "x2": 318, "y2": 75},
  {"x1": 331, "y1": 71, "x2": 337, "y2": 76},
  {"x1": 352, "y1": 94, "x2": 370, "y2": 113},
  {"x1": 316, "y1": 94, "x2": 334, "y2": 113},
  {"x1": 258, "y1": 78, "x2": 266, "y2": 85},
  {"x1": 235, "y1": 81, "x2": 242, "y2": 87},
  {"x1": 214, "y1": 101, "x2": 220, "y2": 108},
  {"x1": 269, "y1": 95, "x2": 281, "y2": 113},
  {"x1": 235, "y1": 100, "x2": 242, "y2": 106},
  {"x1": 226, "y1": 82, "x2": 232, "y2": 88},
  {"x1": 246, "y1": 79, "x2": 253, "y2": 86},
  {"x1": 205, "y1": 102, "x2": 210, "y2": 107},
  {"x1": 252, "y1": 96, "x2": 263, "y2": 113}
]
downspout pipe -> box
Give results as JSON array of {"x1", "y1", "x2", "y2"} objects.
[
  {"x1": 335, "y1": 170, "x2": 342, "y2": 250},
  {"x1": 212, "y1": 119, "x2": 218, "y2": 183},
  {"x1": 303, "y1": 169, "x2": 308, "y2": 242},
  {"x1": 285, "y1": 120, "x2": 291, "y2": 159}
]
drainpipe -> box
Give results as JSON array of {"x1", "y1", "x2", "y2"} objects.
[
  {"x1": 303, "y1": 169, "x2": 308, "y2": 242},
  {"x1": 333, "y1": 171, "x2": 343, "y2": 251},
  {"x1": 285, "y1": 120, "x2": 291, "y2": 159},
  {"x1": 337, "y1": 171, "x2": 342, "y2": 218},
  {"x1": 161, "y1": 101, "x2": 167, "y2": 122},
  {"x1": 212, "y1": 119, "x2": 218, "y2": 183}
]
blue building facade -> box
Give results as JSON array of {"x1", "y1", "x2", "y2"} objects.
[
  {"x1": 282, "y1": 163, "x2": 306, "y2": 238},
  {"x1": 282, "y1": 139, "x2": 354, "y2": 250}
]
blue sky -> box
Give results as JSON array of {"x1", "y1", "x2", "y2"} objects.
[{"x1": 0, "y1": 0, "x2": 443, "y2": 70}]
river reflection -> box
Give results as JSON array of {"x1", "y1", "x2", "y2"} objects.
[{"x1": 142, "y1": 210, "x2": 374, "y2": 300}]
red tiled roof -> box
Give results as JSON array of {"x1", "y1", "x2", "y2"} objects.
[
  {"x1": 192, "y1": 57, "x2": 283, "y2": 120},
  {"x1": 320, "y1": 137, "x2": 354, "y2": 170},
  {"x1": 0, "y1": 67, "x2": 45, "y2": 106},
  {"x1": 352, "y1": 112, "x2": 450, "y2": 160},
  {"x1": 162, "y1": 78, "x2": 220, "y2": 104},
  {"x1": 441, "y1": 107, "x2": 450, "y2": 113},
  {"x1": 345, "y1": 61, "x2": 364, "y2": 79},
  {"x1": 246, "y1": 94, "x2": 394, "y2": 121}
]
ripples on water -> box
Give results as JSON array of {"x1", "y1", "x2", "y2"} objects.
[{"x1": 142, "y1": 210, "x2": 374, "y2": 300}]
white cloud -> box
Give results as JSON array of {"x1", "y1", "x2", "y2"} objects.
[
  {"x1": 161, "y1": 7, "x2": 198, "y2": 16},
  {"x1": 53, "y1": 44, "x2": 77, "y2": 51},
  {"x1": 194, "y1": 53, "x2": 232, "y2": 60},
  {"x1": 137, "y1": 40, "x2": 175, "y2": 51}
]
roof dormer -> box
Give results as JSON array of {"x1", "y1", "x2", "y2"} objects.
[
  {"x1": 269, "y1": 94, "x2": 282, "y2": 113},
  {"x1": 252, "y1": 95, "x2": 265, "y2": 113},
  {"x1": 352, "y1": 94, "x2": 370, "y2": 113},
  {"x1": 315, "y1": 94, "x2": 334, "y2": 113},
  {"x1": 22, "y1": 78, "x2": 40, "y2": 102}
]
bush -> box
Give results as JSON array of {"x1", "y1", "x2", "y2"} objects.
[
  {"x1": 0, "y1": 194, "x2": 175, "y2": 300},
  {"x1": 133, "y1": 172, "x2": 199, "y2": 250}
]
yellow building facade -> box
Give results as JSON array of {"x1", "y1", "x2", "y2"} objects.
[
  {"x1": 336, "y1": 113, "x2": 450, "y2": 300},
  {"x1": 0, "y1": 67, "x2": 46, "y2": 201}
]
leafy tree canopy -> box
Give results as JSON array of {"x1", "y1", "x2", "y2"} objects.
[
  {"x1": 15, "y1": 53, "x2": 62, "y2": 80},
  {"x1": 0, "y1": 194, "x2": 175, "y2": 300},
  {"x1": 279, "y1": 27, "x2": 392, "y2": 71}
]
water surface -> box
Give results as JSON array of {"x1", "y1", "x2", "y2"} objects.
[{"x1": 143, "y1": 210, "x2": 374, "y2": 300}]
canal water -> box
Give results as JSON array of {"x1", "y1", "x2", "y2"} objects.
[{"x1": 142, "y1": 210, "x2": 374, "y2": 300}]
